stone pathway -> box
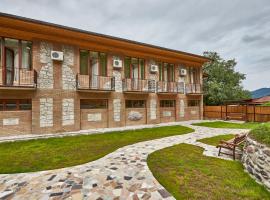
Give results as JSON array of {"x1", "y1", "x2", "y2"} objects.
[{"x1": 0, "y1": 121, "x2": 249, "y2": 200}]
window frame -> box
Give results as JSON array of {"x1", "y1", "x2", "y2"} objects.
[
  {"x1": 0, "y1": 99, "x2": 32, "y2": 111},
  {"x1": 79, "y1": 49, "x2": 107, "y2": 77},
  {"x1": 80, "y1": 99, "x2": 108, "y2": 109},
  {"x1": 160, "y1": 100, "x2": 176, "y2": 108},
  {"x1": 125, "y1": 100, "x2": 146, "y2": 108},
  {"x1": 0, "y1": 37, "x2": 33, "y2": 85},
  {"x1": 158, "y1": 62, "x2": 175, "y2": 82},
  {"x1": 187, "y1": 99, "x2": 200, "y2": 107},
  {"x1": 124, "y1": 56, "x2": 145, "y2": 79}
]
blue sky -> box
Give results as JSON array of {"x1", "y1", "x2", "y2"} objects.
[{"x1": 1, "y1": 0, "x2": 270, "y2": 91}]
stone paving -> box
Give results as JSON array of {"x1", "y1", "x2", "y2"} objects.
[{"x1": 0, "y1": 121, "x2": 249, "y2": 200}]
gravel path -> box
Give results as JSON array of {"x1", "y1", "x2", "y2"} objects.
[{"x1": 0, "y1": 121, "x2": 248, "y2": 200}]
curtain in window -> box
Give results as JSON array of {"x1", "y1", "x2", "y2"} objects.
[
  {"x1": 99, "y1": 53, "x2": 107, "y2": 76},
  {"x1": 139, "y1": 59, "x2": 145, "y2": 79},
  {"x1": 21, "y1": 41, "x2": 32, "y2": 70},
  {"x1": 80, "y1": 50, "x2": 89, "y2": 75},
  {"x1": 124, "y1": 57, "x2": 131, "y2": 78}
]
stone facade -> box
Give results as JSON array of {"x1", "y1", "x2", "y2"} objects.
[
  {"x1": 38, "y1": 42, "x2": 54, "y2": 89},
  {"x1": 113, "y1": 99, "x2": 121, "y2": 122},
  {"x1": 180, "y1": 99, "x2": 185, "y2": 117},
  {"x1": 150, "y1": 99, "x2": 157, "y2": 120},
  {"x1": 113, "y1": 70, "x2": 122, "y2": 92},
  {"x1": 242, "y1": 137, "x2": 270, "y2": 190},
  {"x1": 62, "y1": 46, "x2": 76, "y2": 90},
  {"x1": 3, "y1": 118, "x2": 19, "y2": 126},
  {"x1": 87, "y1": 113, "x2": 102, "y2": 122},
  {"x1": 40, "y1": 98, "x2": 53, "y2": 127},
  {"x1": 62, "y1": 98, "x2": 75, "y2": 126},
  {"x1": 128, "y1": 111, "x2": 143, "y2": 121}
]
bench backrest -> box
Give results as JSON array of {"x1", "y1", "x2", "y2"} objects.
[{"x1": 233, "y1": 134, "x2": 247, "y2": 144}]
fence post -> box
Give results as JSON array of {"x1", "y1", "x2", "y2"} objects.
[
  {"x1": 253, "y1": 105, "x2": 256, "y2": 122},
  {"x1": 221, "y1": 105, "x2": 222, "y2": 119}
]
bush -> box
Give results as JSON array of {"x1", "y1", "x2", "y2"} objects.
[{"x1": 249, "y1": 125, "x2": 270, "y2": 146}]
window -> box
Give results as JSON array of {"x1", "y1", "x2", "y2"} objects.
[
  {"x1": 159, "y1": 62, "x2": 175, "y2": 82},
  {"x1": 80, "y1": 99, "x2": 108, "y2": 109},
  {"x1": 188, "y1": 67, "x2": 200, "y2": 84},
  {"x1": 21, "y1": 41, "x2": 32, "y2": 69},
  {"x1": 0, "y1": 99, "x2": 32, "y2": 111},
  {"x1": 160, "y1": 100, "x2": 175, "y2": 107},
  {"x1": 126, "y1": 100, "x2": 146, "y2": 108},
  {"x1": 188, "y1": 100, "x2": 200, "y2": 107},
  {"x1": 124, "y1": 57, "x2": 145, "y2": 79},
  {"x1": 79, "y1": 50, "x2": 107, "y2": 76},
  {"x1": 0, "y1": 38, "x2": 32, "y2": 85}
]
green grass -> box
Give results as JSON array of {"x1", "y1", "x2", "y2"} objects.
[
  {"x1": 249, "y1": 125, "x2": 270, "y2": 146},
  {"x1": 198, "y1": 134, "x2": 235, "y2": 146},
  {"x1": 148, "y1": 143, "x2": 270, "y2": 200},
  {"x1": 260, "y1": 102, "x2": 270, "y2": 106},
  {"x1": 192, "y1": 121, "x2": 268, "y2": 129},
  {"x1": 0, "y1": 125, "x2": 193, "y2": 174}
]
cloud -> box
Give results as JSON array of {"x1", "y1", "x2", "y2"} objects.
[
  {"x1": 242, "y1": 35, "x2": 265, "y2": 43},
  {"x1": 0, "y1": 0, "x2": 270, "y2": 91}
]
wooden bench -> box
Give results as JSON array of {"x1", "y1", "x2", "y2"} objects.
[{"x1": 216, "y1": 134, "x2": 247, "y2": 160}]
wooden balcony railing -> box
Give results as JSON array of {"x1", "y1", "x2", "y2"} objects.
[
  {"x1": 122, "y1": 78, "x2": 155, "y2": 92},
  {"x1": 0, "y1": 67, "x2": 37, "y2": 88},
  {"x1": 157, "y1": 81, "x2": 185, "y2": 93},
  {"x1": 185, "y1": 83, "x2": 202, "y2": 94},
  {"x1": 76, "y1": 74, "x2": 115, "y2": 91}
]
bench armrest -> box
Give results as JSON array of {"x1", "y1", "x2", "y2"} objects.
[{"x1": 219, "y1": 140, "x2": 239, "y2": 147}]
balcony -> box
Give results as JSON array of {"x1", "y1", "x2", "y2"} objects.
[
  {"x1": 122, "y1": 78, "x2": 155, "y2": 93},
  {"x1": 185, "y1": 83, "x2": 202, "y2": 94},
  {"x1": 157, "y1": 81, "x2": 185, "y2": 93},
  {"x1": 76, "y1": 74, "x2": 115, "y2": 91},
  {"x1": 0, "y1": 67, "x2": 37, "y2": 90}
]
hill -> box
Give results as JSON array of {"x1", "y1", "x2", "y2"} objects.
[{"x1": 252, "y1": 88, "x2": 270, "y2": 99}]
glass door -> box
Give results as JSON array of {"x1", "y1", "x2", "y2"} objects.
[{"x1": 5, "y1": 47, "x2": 14, "y2": 85}]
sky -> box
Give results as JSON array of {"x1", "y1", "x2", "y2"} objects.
[{"x1": 1, "y1": 0, "x2": 270, "y2": 91}]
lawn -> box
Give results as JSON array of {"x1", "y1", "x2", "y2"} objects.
[
  {"x1": 192, "y1": 121, "x2": 268, "y2": 129},
  {"x1": 198, "y1": 134, "x2": 235, "y2": 146},
  {"x1": 0, "y1": 125, "x2": 193, "y2": 174},
  {"x1": 148, "y1": 143, "x2": 270, "y2": 200},
  {"x1": 249, "y1": 124, "x2": 270, "y2": 146}
]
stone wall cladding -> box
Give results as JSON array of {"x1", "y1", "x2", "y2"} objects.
[
  {"x1": 40, "y1": 98, "x2": 53, "y2": 127},
  {"x1": 150, "y1": 99, "x2": 157, "y2": 120},
  {"x1": 242, "y1": 137, "x2": 270, "y2": 190},
  {"x1": 38, "y1": 42, "x2": 54, "y2": 89},
  {"x1": 62, "y1": 46, "x2": 76, "y2": 90},
  {"x1": 62, "y1": 98, "x2": 75, "y2": 126},
  {"x1": 113, "y1": 70, "x2": 122, "y2": 92},
  {"x1": 180, "y1": 99, "x2": 185, "y2": 117},
  {"x1": 113, "y1": 99, "x2": 121, "y2": 122}
]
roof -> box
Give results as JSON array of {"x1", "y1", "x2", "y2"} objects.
[
  {"x1": 0, "y1": 12, "x2": 209, "y2": 65},
  {"x1": 247, "y1": 96, "x2": 270, "y2": 104}
]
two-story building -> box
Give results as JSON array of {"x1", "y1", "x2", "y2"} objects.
[{"x1": 0, "y1": 13, "x2": 209, "y2": 135}]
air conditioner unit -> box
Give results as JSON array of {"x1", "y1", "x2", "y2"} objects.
[
  {"x1": 180, "y1": 68, "x2": 187, "y2": 76},
  {"x1": 113, "y1": 59, "x2": 122, "y2": 68},
  {"x1": 150, "y1": 64, "x2": 158, "y2": 73},
  {"x1": 51, "y1": 51, "x2": 64, "y2": 61}
]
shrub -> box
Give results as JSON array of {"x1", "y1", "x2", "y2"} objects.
[{"x1": 249, "y1": 124, "x2": 270, "y2": 146}]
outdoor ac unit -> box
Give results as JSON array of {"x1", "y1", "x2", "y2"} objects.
[
  {"x1": 51, "y1": 51, "x2": 64, "y2": 61},
  {"x1": 150, "y1": 64, "x2": 158, "y2": 73},
  {"x1": 113, "y1": 59, "x2": 122, "y2": 68},
  {"x1": 180, "y1": 68, "x2": 187, "y2": 76}
]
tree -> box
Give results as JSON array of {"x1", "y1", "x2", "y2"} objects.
[{"x1": 203, "y1": 51, "x2": 251, "y2": 105}]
